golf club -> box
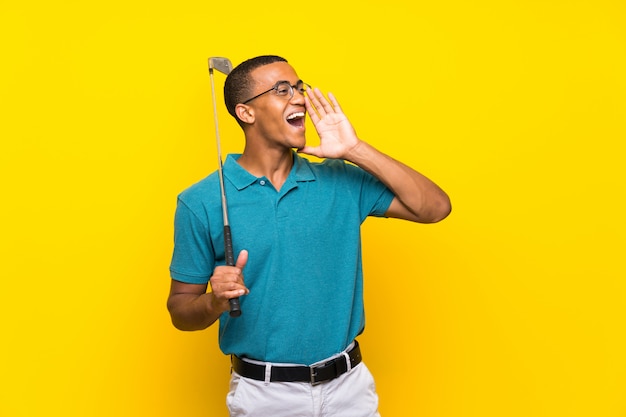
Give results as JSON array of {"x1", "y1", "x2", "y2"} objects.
[{"x1": 208, "y1": 56, "x2": 241, "y2": 318}]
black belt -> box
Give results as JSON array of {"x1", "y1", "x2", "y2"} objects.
[{"x1": 231, "y1": 341, "x2": 362, "y2": 385}]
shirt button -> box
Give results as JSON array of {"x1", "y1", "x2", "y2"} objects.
[{"x1": 259, "y1": 180, "x2": 266, "y2": 186}]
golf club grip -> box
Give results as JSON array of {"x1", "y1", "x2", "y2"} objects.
[{"x1": 224, "y1": 225, "x2": 242, "y2": 317}]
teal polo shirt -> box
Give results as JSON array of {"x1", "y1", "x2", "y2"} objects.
[{"x1": 170, "y1": 152, "x2": 394, "y2": 365}]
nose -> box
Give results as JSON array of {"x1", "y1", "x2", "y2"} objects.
[{"x1": 290, "y1": 87, "x2": 306, "y2": 104}]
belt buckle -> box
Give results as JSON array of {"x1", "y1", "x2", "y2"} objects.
[
  {"x1": 310, "y1": 364, "x2": 322, "y2": 386},
  {"x1": 310, "y1": 358, "x2": 338, "y2": 385},
  {"x1": 309, "y1": 362, "x2": 328, "y2": 386}
]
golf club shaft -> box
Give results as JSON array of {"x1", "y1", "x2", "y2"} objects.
[{"x1": 209, "y1": 64, "x2": 241, "y2": 318}]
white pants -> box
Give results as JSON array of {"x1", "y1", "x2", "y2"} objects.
[{"x1": 226, "y1": 362, "x2": 380, "y2": 417}]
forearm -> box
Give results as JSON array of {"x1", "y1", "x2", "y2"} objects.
[
  {"x1": 167, "y1": 292, "x2": 222, "y2": 331},
  {"x1": 346, "y1": 141, "x2": 451, "y2": 223}
]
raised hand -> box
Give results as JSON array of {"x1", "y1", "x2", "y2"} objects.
[{"x1": 298, "y1": 88, "x2": 361, "y2": 160}]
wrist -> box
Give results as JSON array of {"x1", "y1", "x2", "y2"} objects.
[
  {"x1": 206, "y1": 292, "x2": 227, "y2": 316},
  {"x1": 344, "y1": 140, "x2": 372, "y2": 165}
]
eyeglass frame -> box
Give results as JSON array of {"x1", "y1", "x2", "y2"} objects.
[{"x1": 241, "y1": 80, "x2": 311, "y2": 105}]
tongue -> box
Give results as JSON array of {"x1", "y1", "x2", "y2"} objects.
[{"x1": 287, "y1": 117, "x2": 304, "y2": 127}]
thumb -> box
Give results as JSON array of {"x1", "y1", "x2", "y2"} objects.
[
  {"x1": 235, "y1": 249, "x2": 248, "y2": 269},
  {"x1": 297, "y1": 146, "x2": 322, "y2": 158}
]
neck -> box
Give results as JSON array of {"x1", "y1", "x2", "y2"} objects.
[{"x1": 238, "y1": 144, "x2": 294, "y2": 191}]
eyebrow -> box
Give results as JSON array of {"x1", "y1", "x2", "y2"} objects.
[{"x1": 271, "y1": 79, "x2": 303, "y2": 85}]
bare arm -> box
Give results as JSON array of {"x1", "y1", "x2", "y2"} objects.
[
  {"x1": 167, "y1": 250, "x2": 249, "y2": 331},
  {"x1": 299, "y1": 88, "x2": 451, "y2": 223},
  {"x1": 346, "y1": 141, "x2": 450, "y2": 223}
]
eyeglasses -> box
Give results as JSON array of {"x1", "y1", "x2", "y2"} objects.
[{"x1": 241, "y1": 80, "x2": 311, "y2": 104}]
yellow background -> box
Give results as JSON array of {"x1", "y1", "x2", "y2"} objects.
[{"x1": 1, "y1": 1, "x2": 625, "y2": 416}]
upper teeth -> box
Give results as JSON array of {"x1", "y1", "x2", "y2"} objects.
[{"x1": 287, "y1": 112, "x2": 305, "y2": 120}]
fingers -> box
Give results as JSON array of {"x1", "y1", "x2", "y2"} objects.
[
  {"x1": 306, "y1": 87, "x2": 342, "y2": 118},
  {"x1": 304, "y1": 96, "x2": 320, "y2": 124},
  {"x1": 306, "y1": 88, "x2": 326, "y2": 116},
  {"x1": 210, "y1": 250, "x2": 250, "y2": 311},
  {"x1": 327, "y1": 92, "x2": 343, "y2": 113},
  {"x1": 215, "y1": 269, "x2": 248, "y2": 296}
]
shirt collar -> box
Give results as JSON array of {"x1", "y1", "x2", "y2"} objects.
[{"x1": 223, "y1": 152, "x2": 316, "y2": 191}]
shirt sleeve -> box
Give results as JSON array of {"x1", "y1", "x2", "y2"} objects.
[
  {"x1": 169, "y1": 196, "x2": 216, "y2": 284},
  {"x1": 340, "y1": 161, "x2": 396, "y2": 221},
  {"x1": 362, "y1": 175, "x2": 395, "y2": 219}
]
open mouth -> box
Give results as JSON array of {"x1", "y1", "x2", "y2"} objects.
[{"x1": 286, "y1": 112, "x2": 306, "y2": 128}]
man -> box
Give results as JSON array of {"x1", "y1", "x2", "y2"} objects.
[{"x1": 168, "y1": 55, "x2": 451, "y2": 416}]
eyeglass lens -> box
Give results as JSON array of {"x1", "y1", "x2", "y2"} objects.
[{"x1": 275, "y1": 81, "x2": 308, "y2": 97}]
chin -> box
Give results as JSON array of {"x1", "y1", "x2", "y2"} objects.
[{"x1": 287, "y1": 134, "x2": 306, "y2": 150}]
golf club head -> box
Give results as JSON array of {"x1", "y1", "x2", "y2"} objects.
[{"x1": 209, "y1": 57, "x2": 233, "y2": 75}]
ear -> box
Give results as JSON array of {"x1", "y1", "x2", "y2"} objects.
[{"x1": 235, "y1": 103, "x2": 255, "y2": 125}]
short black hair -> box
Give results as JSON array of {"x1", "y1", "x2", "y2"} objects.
[{"x1": 224, "y1": 55, "x2": 288, "y2": 127}]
